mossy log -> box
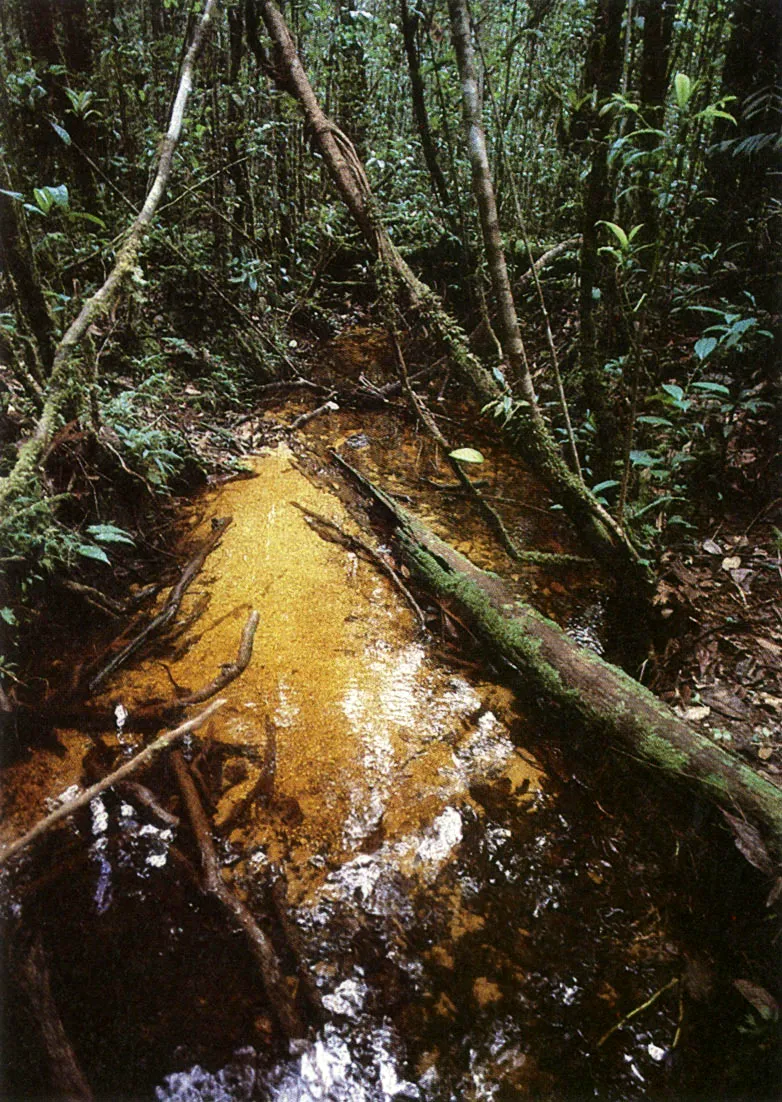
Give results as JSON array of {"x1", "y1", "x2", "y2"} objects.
[{"x1": 387, "y1": 502, "x2": 782, "y2": 863}]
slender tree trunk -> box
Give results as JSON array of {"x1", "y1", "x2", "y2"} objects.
[
  {"x1": 446, "y1": 0, "x2": 536, "y2": 409},
  {"x1": 577, "y1": 0, "x2": 625, "y2": 471},
  {"x1": 0, "y1": 190, "x2": 56, "y2": 375},
  {"x1": 636, "y1": 0, "x2": 675, "y2": 245},
  {"x1": 399, "y1": 0, "x2": 452, "y2": 213},
  {"x1": 254, "y1": 0, "x2": 643, "y2": 580}
]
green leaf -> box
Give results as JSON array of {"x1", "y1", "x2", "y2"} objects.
[
  {"x1": 629, "y1": 450, "x2": 659, "y2": 467},
  {"x1": 86, "y1": 523, "x2": 135, "y2": 545},
  {"x1": 636, "y1": 415, "x2": 673, "y2": 426},
  {"x1": 46, "y1": 184, "x2": 69, "y2": 208},
  {"x1": 0, "y1": 188, "x2": 24, "y2": 201},
  {"x1": 674, "y1": 72, "x2": 692, "y2": 109},
  {"x1": 33, "y1": 187, "x2": 53, "y2": 214},
  {"x1": 449, "y1": 447, "x2": 485, "y2": 464},
  {"x1": 597, "y1": 220, "x2": 629, "y2": 250},
  {"x1": 50, "y1": 121, "x2": 72, "y2": 145},
  {"x1": 76, "y1": 543, "x2": 111, "y2": 565},
  {"x1": 68, "y1": 210, "x2": 107, "y2": 229},
  {"x1": 661, "y1": 383, "x2": 684, "y2": 402},
  {"x1": 692, "y1": 381, "x2": 730, "y2": 396},
  {"x1": 0, "y1": 607, "x2": 17, "y2": 626},
  {"x1": 694, "y1": 337, "x2": 718, "y2": 360},
  {"x1": 592, "y1": 480, "x2": 620, "y2": 493}
]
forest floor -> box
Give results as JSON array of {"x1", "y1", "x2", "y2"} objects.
[{"x1": 182, "y1": 326, "x2": 782, "y2": 798}]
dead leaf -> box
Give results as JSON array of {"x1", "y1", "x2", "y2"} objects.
[
  {"x1": 683, "y1": 705, "x2": 711, "y2": 721},
  {"x1": 703, "y1": 539, "x2": 722, "y2": 555},
  {"x1": 722, "y1": 556, "x2": 741, "y2": 571},
  {"x1": 722, "y1": 811, "x2": 775, "y2": 875},
  {"x1": 733, "y1": 979, "x2": 779, "y2": 1021},
  {"x1": 758, "y1": 746, "x2": 773, "y2": 761}
]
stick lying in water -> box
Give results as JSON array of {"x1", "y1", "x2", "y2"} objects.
[
  {"x1": 0, "y1": 699, "x2": 225, "y2": 869},
  {"x1": 171, "y1": 748, "x2": 308, "y2": 1040},
  {"x1": 87, "y1": 516, "x2": 233, "y2": 693}
]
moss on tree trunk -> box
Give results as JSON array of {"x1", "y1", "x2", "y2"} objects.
[{"x1": 389, "y1": 504, "x2": 782, "y2": 863}]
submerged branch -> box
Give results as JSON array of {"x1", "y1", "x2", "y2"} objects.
[{"x1": 0, "y1": 700, "x2": 225, "y2": 869}]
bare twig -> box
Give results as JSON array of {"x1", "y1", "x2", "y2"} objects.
[
  {"x1": 293, "y1": 503, "x2": 427, "y2": 628},
  {"x1": 0, "y1": 700, "x2": 225, "y2": 869},
  {"x1": 288, "y1": 396, "x2": 339, "y2": 430},
  {"x1": 597, "y1": 976, "x2": 679, "y2": 1047}
]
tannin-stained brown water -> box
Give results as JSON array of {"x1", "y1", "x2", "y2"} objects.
[{"x1": 0, "y1": 430, "x2": 771, "y2": 1100}]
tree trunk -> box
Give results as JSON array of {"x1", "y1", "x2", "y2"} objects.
[
  {"x1": 636, "y1": 0, "x2": 675, "y2": 245},
  {"x1": 0, "y1": 189, "x2": 57, "y2": 375},
  {"x1": 399, "y1": 0, "x2": 453, "y2": 213},
  {"x1": 255, "y1": 0, "x2": 643, "y2": 582},
  {"x1": 362, "y1": 481, "x2": 782, "y2": 864},
  {"x1": 446, "y1": 0, "x2": 537, "y2": 407},
  {"x1": 577, "y1": 0, "x2": 625, "y2": 470}
]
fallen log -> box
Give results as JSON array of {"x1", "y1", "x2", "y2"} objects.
[
  {"x1": 397, "y1": 512, "x2": 782, "y2": 862},
  {"x1": 335, "y1": 456, "x2": 782, "y2": 864}
]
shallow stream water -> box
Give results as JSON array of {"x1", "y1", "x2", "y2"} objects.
[{"x1": 0, "y1": 423, "x2": 769, "y2": 1099}]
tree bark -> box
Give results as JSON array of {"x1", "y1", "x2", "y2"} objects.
[
  {"x1": 399, "y1": 0, "x2": 453, "y2": 213},
  {"x1": 0, "y1": 0, "x2": 218, "y2": 516},
  {"x1": 255, "y1": 0, "x2": 643, "y2": 582},
  {"x1": 0, "y1": 189, "x2": 57, "y2": 374},
  {"x1": 577, "y1": 0, "x2": 625, "y2": 464},
  {"x1": 364, "y1": 485, "x2": 782, "y2": 863},
  {"x1": 446, "y1": 0, "x2": 536, "y2": 407}
]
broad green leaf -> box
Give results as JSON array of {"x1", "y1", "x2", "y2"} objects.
[
  {"x1": 637, "y1": 415, "x2": 673, "y2": 426},
  {"x1": 46, "y1": 184, "x2": 69, "y2": 208},
  {"x1": 661, "y1": 383, "x2": 684, "y2": 402},
  {"x1": 50, "y1": 121, "x2": 72, "y2": 145},
  {"x1": 33, "y1": 187, "x2": 53, "y2": 214},
  {"x1": 592, "y1": 480, "x2": 620, "y2": 493},
  {"x1": 598, "y1": 220, "x2": 629, "y2": 250},
  {"x1": 0, "y1": 188, "x2": 24, "y2": 200},
  {"x1": 0, "y1": 607, "x2": 17, "y2": 626},
  {"x1": 694, "y1": 337, "x2": 718, "y2": 360},
  {"x1": 674, "y1": 72, "x2": 692, "y2": 109},
  {"x1": 76, "y1": 543, "x2": 111, "y2": 565},
  {"x1": 629, "y1": 450, "x2": 659, "y2": 467},
  {"x1": 692, "y1": 381, "x2": 730, "y2": 396},
  {"x1": 68, "y1": 210, "x2": 107, "y2": 229},
  {"x1": 86, "y1": 523, "x2": 135, "y2": 545},
  {"x1": 449, "y1": 447, "x2": 485, "y2": 464}
]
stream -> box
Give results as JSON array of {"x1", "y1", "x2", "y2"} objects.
[{"x1": 0, "y1": 399, "x2": 770, "y2": 1100}]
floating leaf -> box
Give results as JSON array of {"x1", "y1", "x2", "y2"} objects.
[{"x1": 449, "y1": 447, "x2": 485, "y2": 464}]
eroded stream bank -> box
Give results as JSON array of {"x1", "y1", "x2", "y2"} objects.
[{"x1": 1, "y1": 426, "x2": 776, "y2": 1100}]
